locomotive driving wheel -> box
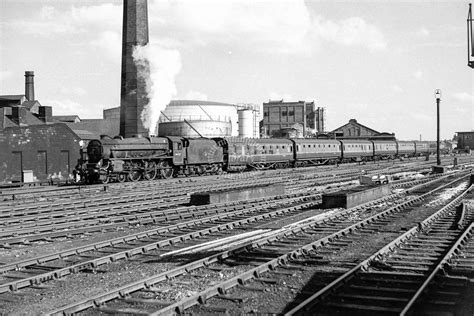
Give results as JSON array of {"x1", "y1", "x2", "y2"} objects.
[
  {"x1": 196, "y1": 165, "x2": 206, "y2": 175},
  {"x1": 98, "y1": 168, "x2": 109, "y2": 184},
  {"x1": 144, "y1": 162, "x2": 157, "y2": 181},
  {"x1": 117, "y1": 173, "x2": 127, "y2": 182},
  {"x1": 128, "y1": 170, "x2": 142, "y2": 182},
  {"x1": 159, "y1": 161, "x2": 174, "y2": 179}
]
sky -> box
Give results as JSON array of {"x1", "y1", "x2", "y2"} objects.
[{"x1": 0, "y1": 0, "x2": 473, "y2": 140}]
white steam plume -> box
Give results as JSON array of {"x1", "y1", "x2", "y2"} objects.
[{"x1": 133, "y1": 44, "x2": 182, "y2": 135}]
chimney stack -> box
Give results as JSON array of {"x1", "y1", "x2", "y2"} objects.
[
  {"x1": 119, "y1": 0, "x2": 149, "y2": 138},
  {"x1": 25, "y1": 71, "x2": 35, "y2": 101}
]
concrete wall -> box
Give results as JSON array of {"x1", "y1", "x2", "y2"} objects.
[
  {"x1": 322, "y1": 184, "x2": 391, "y2": 209},
  {"x1": 0, "y1": 123, "x2": 81, "y2": 183}
]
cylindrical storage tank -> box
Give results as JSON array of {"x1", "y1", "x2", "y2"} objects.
[
  {"x1": 158, "y1": 120, "x2": 231, "y2": 138},
  {"x1": 238, "y1": 109, "x2": 254, "y2": 138},
  {"x1": 159, "y1": 100, "x2": 238, "y2": 136}
]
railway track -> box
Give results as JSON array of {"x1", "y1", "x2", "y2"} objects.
[
  {"x1": 287, "y1": 186, "x2": 474, "y2": 315},
  {"x1": 35, "y1": 171, "x2": 471, "y2": 315},
  {"x1": 0, "y1": 190, "x2": 322, "y2": 246},
  {"x1": 0, "y1": 170, "x2": 449, "y2": 246}
]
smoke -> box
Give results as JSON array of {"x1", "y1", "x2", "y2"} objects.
[{"x1": 133, "y1": 44, "x2": 182, "y2": 135}]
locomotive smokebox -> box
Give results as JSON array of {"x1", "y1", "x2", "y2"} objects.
[{"x1": 119, "y1": 0, "x2": 149, "y2": 138}]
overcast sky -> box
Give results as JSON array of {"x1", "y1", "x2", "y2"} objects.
[{"x1": 0, "y1": 0, "x2": 473, "y2": 140}]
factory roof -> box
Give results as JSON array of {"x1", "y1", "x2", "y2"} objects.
[
  {"x1": 53, "y1": 115, "x2": 81, "y2": 123},
  {"x1": 332, "y1": 119, "x2": 380, "y2": 135},
  {"x1": 65, "y1": 119, "x2": 119, "y2": 140},
  {"x1": 21, "y1": 100, "x2": 41, "y2": 113},
  {"x1": 0, "y1": 94, "x2": 25, "y2": 101}
]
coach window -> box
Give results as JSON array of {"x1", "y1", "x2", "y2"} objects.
[{"x1": 297, "y1": 145, "x2": 299, "y2": 151}]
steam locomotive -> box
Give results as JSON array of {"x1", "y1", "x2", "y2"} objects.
[{"x1": 79, "y1": 135, "x2": 434, "y2": 184}]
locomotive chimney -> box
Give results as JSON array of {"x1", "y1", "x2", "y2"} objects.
[
  {"x1": 25, "y1": 71, "x2": 35, "y2": 101},
  {"x1": 119, "y1": 0, "x2": 149, "y2": 138}
]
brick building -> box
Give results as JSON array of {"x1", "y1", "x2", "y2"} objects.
[
  {"x1": 262, "y1": 100, "x2": 324, "y2": 137},
  {"x1": 0, "y1": 71, "x2": 81, "y2": 183},
  {"x1": 456, "y1": 131, "x2": 474, "y2": 151}
]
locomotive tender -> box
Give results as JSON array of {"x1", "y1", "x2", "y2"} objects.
[{"x1": 80, "y1": 135, "x2": 434, "y2": 183}]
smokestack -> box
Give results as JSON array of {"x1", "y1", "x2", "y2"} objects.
[
  {"x1": 25, "y1": 71, "x2": 35, "y2": 101},
  {"x1": 119, "y1": 0, "x2": 149, "y2": 138}
]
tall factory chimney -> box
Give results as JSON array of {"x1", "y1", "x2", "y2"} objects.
[
  {"x1": 120, "y1": 0, "x2": 149, "y2": 138},
  {"x1": 25, "y1": 71, "x2": 35, "y2": 101}
]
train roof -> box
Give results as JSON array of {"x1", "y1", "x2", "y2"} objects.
[
  {"x1": 339, "y1": 139, "x2": 372, "y2": 144},
  {"x1": 292, "y1": 138, "x2": 340, "y2": 144},
  {"x1": 371, "y1": 139, "x2": 397, "y2": 143},
  {"x1": 224, "y1": 137, "x2": 293, "y2": 144}
]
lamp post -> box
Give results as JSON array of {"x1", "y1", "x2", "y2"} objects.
[{"x1": 435, "y1": 89, "x2": 441, "y2": 165}]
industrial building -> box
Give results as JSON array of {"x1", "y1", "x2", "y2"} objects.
[
  {"x1": 0, "y1": 71, "x2": 81, "y2": 184},
  {"x1": 330, "y1": 119, "x2": 396, "y2": 140},
  {"x1": 261, "y1": 100, "x2": 324, "y2": 138},
  {"x1": 456, "y1": 131, "x2": 474, "y2": 152}
]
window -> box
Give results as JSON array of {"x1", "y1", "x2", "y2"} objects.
[
  {"x1": 282, "y1": 111, "x2": 287, "y2": 116},
  {"x1": 289, "y1": 111, "x2": 294, "y2": 116}
]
